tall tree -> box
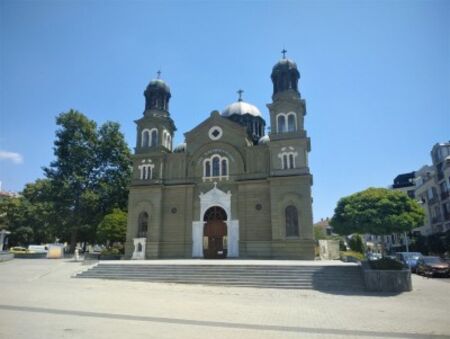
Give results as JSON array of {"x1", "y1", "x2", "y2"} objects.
[
  {"x1": 330, "y1": 187, "x2": 424, "y2": 236},
  {"x1": 43, "y1": 110, "x2": 132, "y2": 251}
]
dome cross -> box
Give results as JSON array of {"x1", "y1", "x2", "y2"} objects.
[
  {"x1": 237, "y1": 89, "x2": 244, "y2": 102},
  {"x1": 281, "y1": 48, "x2": 287, "y2": 59},
  {"x1": 156, "y1": 70, "x2": 161, "y2": 79}
]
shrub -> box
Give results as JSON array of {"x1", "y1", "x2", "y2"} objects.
[
  {"x1": 348, "y1": 234, "x2": 365, "y2": 253},
  {"x1": 340, "y1": 250, "x2": 365, "y2": 262},
  {"x1": 369, "y1": 257, "x2": 404, "y2": 270},
  {"x1": 100, "y1": 247, "x2": 120, "y2": 256}
]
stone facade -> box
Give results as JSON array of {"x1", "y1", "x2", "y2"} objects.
[{"x1": 125, "y1": 55, "x2": 314, "y2": 259}]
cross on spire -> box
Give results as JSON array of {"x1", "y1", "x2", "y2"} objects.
[
  {"x1": 281, "y1": 48, "x2": 287, "y2": 59},
  {"x1": 156, "y1": 70, "x2": 161, "y2": 79},
  {"x1": 237, "y1": 89, "x2": 244, "y2": 102}
]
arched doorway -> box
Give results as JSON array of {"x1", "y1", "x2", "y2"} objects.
[{"x1": 203, "y1": 206, "x2": 227, "y2": 259}]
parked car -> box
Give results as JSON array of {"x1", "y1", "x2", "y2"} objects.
[
  {"x1": 416, "y1": 256, "x2": 449, "y2": 277},
  {"x1": 395, "y1": 252, "x2": 423, "y2": 272},
  {"x1": 367, "y1": 252, "x2": 382, "y2": 261},
  {"x1": 9, "y1": 246, "x2": 34, "y2": 254},
  {"x1": 28, "y1": 245, "x2": 48, "y2": 253}
]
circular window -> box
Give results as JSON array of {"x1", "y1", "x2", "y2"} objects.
[
  {"x1": 255, "y1": 203, "x2": 262, "y2": 211},
  {"x1": 171, "y1": 207, "x2": 177, "y2": 214},
  {"x1": 208, "y1": 126, "x2": 223, "y2": 140}
]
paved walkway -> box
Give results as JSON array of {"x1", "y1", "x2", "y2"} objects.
[{"x1": 1, "y1": 259, "x2": 449, "y2": 339}]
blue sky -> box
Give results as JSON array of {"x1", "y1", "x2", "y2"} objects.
[{"x1": 1, "y1": 0, "x2": 449, "y2": 221}]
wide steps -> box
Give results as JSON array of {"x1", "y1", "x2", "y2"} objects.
[{"x1": 75, "y1": 263, "x2": 365, "y2": 291}]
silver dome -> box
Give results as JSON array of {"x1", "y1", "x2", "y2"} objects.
[
  {"x1": 222, "y1": 101, "x2": 262, "y2": 117},
  {"x1": 258, "y1": 135, "x2": 270, "y2": 144},
  {"x1": 173, "y1": 143, "x2": 186, "y2": 153}
]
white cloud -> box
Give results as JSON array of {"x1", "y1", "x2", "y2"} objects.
[{"x1": 0, "y1": 150, "x2": 24, "y2": 164}]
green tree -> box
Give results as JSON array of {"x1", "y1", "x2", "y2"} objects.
[
  {"x1": 0, "y1": 180, "x2": 57, "y2": 246},
  {"x1": 97, "y1": 209, "x2": 127, "y2": 245},
  {"x1": 330, "y1": 188, "x2": 424, "y2": 236},
  {"x1": 43, "y1": 110, "x2": 132, "y2": 251},
  {"x1": 348, "y1": 234, "x2": 365, "y2": 253}
]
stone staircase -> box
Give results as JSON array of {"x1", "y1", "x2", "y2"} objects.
[{"x1": 75, "y1": 263, "x2": 366, "y2": 292}]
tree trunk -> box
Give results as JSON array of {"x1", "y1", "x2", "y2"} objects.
[{"x1": 69, "y1": 227, "x2": 78, "y2": 253}]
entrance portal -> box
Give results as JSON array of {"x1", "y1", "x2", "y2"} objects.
[{"x1": 203, "y1": 206, "x2": 227, "y2": 259}]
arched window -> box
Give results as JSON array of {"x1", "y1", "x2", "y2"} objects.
[
  {"x1": 285, "y1": 205, "x2": 299, "y2": 237},
  {"x1": 283, "y1": 154, "x2": 288, "y2": 169},
  {"x1": 203, "y1": 154, "x2": 229, "y2": 181},
  {"x1": 138, "y1": 212, "x2": 148, "y2": 238},
  {"x1": 277, "y1": 115, "x2": 286, "y2": 133},
  {"x1": 287, "y1": 113, "x2": 296, "y2": 132},
  {"x1": 279, "y1": 148, "x2": 298, "y2": 169},
  {"x1": 139, "y1": 161, "x2": 154, "y2": 180},
  {"x1": 212, "y1": 156, "x2": 220, "y2": 177},
  {"x1": 221, "y1": 159, "x2": 227, "y2": 176},
  {"x1": 150, "y1": 129, "x2": 158, "y2": 147},
  {"x1": 205, "y1": 160, "x2": 211, "y2": 177},
  {"x1": 142, "y1": 130, "x2": 150, "y2": 147}
]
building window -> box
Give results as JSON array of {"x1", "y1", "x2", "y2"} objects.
[
  {"x1": 276, "y1": 113, "x2": 297, "y2": 133},
  {"x1": 138, "y1": 161, "x2": 154, "y2": 180},
  {"x1": 150, "y1": 129, "x2": 158, "y2": 147},
  {"x1": 212, "y1": 156, "x2": 220, "y2": 176},
  {"x1": 137, "y1": 212, "x2": 148, "y2": 238},
  {"x1": 142, "y1": 129, "x2": 150, "y2": 147},
  {"x1": 221, "y1": 159, "x2": 227, "y2": 176},
  {"x1": 278, "y1": 148, "x2": 298, "y2": 169},
  {"x1": 277, "y1": 115, "x2": 286, "y2": 133},
  {"x1": 285, "y1": 205, "x2": 299, "y2": 237},
  {"x1": 203, "y1": 154, "x2": 229, "y2": 181},
  {"x1": 287, "y1": 113, "x2": 296, "y2": 132},
  {"x1": 162, "y1": 130, "x2": 172, "y2": 150}
]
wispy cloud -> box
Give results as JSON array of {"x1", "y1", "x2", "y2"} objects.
[{"x1": 0, "y1": 150, "x2": 24, "y2": 164}]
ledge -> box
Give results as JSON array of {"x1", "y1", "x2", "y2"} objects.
[{"x1": 361, "y1": 261, "x2": 412, "y2": 292}]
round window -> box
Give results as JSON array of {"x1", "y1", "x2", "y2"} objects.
[{"x1": 208, "y1": 126, "x2": 223, "y2": 140}]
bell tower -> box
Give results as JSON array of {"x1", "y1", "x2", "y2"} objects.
[
  {"x1": 133, "y1": 72, "x2": 177, "y2": 183},
  {"x1": 266, "y1": 50, "x2": 314, "y2": 258}
]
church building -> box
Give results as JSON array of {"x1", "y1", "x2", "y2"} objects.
[{"x1": 125, "y1": 53, "x2": 314, "y2": 259}]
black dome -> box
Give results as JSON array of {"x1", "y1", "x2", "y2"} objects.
[
  {"x1": 146, "y1": 79, "x2": 170, "y2": 94},
  {"x1": 144, "y1": 77, "x2": 171, "y2": 112}
]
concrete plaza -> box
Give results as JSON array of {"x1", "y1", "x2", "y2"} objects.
[{"x1": 0, "y1": 259, "x2": 449, "y2": 339}]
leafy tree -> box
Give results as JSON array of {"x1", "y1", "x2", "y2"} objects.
[
  {"x1": 348, "y1": 234, "x2": 365, "y2": 253},
  {"x1": 42, "y1": 110, "x2": 131, "y2": 251},
  {"x1": 330, "y1": 188, "x2": 424, "y2": 236},
  {"x1": 97, "y1": 209, "x2": 127, "y2": 245}
]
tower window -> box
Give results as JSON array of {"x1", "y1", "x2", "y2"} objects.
[
  {"x1": 150, "y1": 129, "x2": 158, "y2": 147},
  {"x1": 278, "y1": 148, "x2": 298, "y2": 169},
  {"x1": 276, "y1": 113, "x2": 297, "y2": 133},
  {"x1": 141, "y1": 129, "x2": 150, "y2": 147},
  {"x1": 287, "y1": 114, "x2": 296, "y2": 132},
  {"x1": 138, "y1": 161, "x2": 154, "y2": 180},
  {"x1": 277, "y1": 115, "x2": 286, "y2": 133}
]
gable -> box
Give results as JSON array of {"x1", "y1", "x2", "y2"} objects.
[{"x1": 184, "y1": 111, "x2": 252, "y2": 155}]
